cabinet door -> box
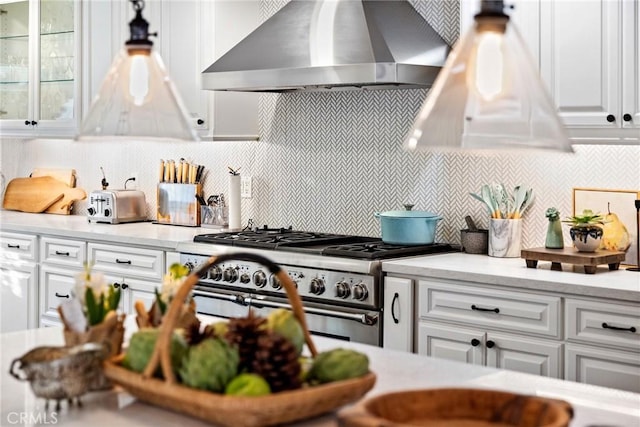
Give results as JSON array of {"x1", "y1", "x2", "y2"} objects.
[
  {"x1": 486, "y1": 331, "x2": 563, "y2": 379},
  {"x1": 417, "y1": 323, "x2": 484, "y2": 366},
  {"x1": 104, "y1": 274, "x2": 156, "y2": 315},
  {"x1": 0, "y1": 0, "x2": 81, "y2": 137},
  {"x1": 0, "y1": 261, "x2": 37, "y2": 333},
  {"x1": 39, "y1": 265, "x2": 77, "y2": 320},
  {"x1": 566, "y1": 343, "x2": 640, "y2": 393},
  {"x1": 622, "y1": 0, "x2": 640, "y2": 129},
  {"x1": 383, "y1": 276, "x2": 413, "y2": 352},
  {"x1": 540, "y1": 0, "x2": 621, "y2": 128}
]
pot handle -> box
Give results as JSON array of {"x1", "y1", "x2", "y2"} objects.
[
  {"x1": 373, "y1": 212, "x2": 380, "y2": 218},
  {"x1": 429, "y1": 216, "x2": 443, "y2": 222},
  {"x1": 9, "y1": 358, "x2": 27, "y2": 381}
]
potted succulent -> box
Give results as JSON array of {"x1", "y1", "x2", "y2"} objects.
[{"x1": 563, "y1": 209, "x2": 605, "y2": 252}]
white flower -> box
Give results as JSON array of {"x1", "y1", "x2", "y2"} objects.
[
  {"x1": 73, "y1": 271, "x2": 108, "y2": 304},
  {"x1": 159, "y1": 274, "x2": 186, "y2": 305}
]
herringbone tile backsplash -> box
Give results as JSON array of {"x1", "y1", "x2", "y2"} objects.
[{"x1": 2, "y1": 0, "x2": 639, "y2": 250}]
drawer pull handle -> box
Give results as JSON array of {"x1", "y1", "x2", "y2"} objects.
[
  {"x1": 7, "y1": 244, "x2": 20, "y2": 249},
  {"x1": 115, "y1": 259, "x2": 132, "y2": 264},
  {"x1": 55, "y1": 251, "x2": 70, "y2": 256},
  {"x1": 602, "y1": 323, "x2": 636, "y2": 333},
  {"x1": 486, "y1": 340, "x2": 495, "y2": 348},
  {"x1": 55, "y1": 292, "x2": 70, "y2": 298},
  {"x1": 471, "y1": 338, "x2": 480, "y2": 347},
  {"x1": 471, "y1": 304, "x2": 499, "y2": 314},
  {"x1": 391, "y1": 292, "x2": 400, "y2": 324}
]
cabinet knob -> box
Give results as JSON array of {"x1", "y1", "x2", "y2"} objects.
[
  {"x1": 623, "y1": 113, "x2": 632, "y2": 122},
  {"x1": 197, "y1": 119, "x2": 205, "y2": 125},
  {"x1": 31, "y1": 120, "x2": 37, "y2": 126},
  {"x1": 24, "y1": 120, "x2": 30, "y2": 126},
  {"x1": 121, "y1": 283, "x2": 129, "y2": 290},
  {"x1": 471, "y1": 338, "x2": 480, "y2": 347},
  {"x1": 606, "y1": 114, "x2": 616, "y2": 123},
  {"x1": 486, "y1": 340, "x2": 495, "y2": 348}
]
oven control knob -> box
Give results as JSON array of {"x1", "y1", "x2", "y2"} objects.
[
  {"x1": 309, "y1": 278, "x2": 325, "y2": 295},
  {"x1": 183, "y1": 262, "x2": 196, "y2": 273},
  {"x1": 87, "y1": 207, "x2": 95, "y2": 215},
  {"x1": 352, "y1": 283, "x2": 368, "y2": 301},
  {"x1": 239, "y1": 273, "x2": 251, "y2": 284},
  {"x1": 223, "y1": 267, "x2": 239, "y2": 283},
  {"x1": 253, "y1": 271, "x2": 267, "y2": 288},
  {"x1": 270, "y1": 275, "x2": 282, "y2": 290},
  {"x1": 334, "y1": 281, "x2": 351, "y2": 299},
  {"x1": 208, "y1": 265, "x2": 222, "y2": 281}
]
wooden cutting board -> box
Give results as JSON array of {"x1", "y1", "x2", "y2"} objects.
[
  {"x1": 3, "y1": 177, "x2": 66, "y2": 213},
  {"x1": 45, "y1": 186, "x2": 87, "y2": 215},
  {"x1": 31, "y1": 168, "x2": 76, "y2": 188}
]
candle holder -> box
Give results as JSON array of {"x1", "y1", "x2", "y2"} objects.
[{"x1": 627, "y1": 200, "x2": 640, "y2": 272}]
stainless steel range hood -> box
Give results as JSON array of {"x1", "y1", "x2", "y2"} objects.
[{"x1": 202, "y1": 0, "x2": 451, "y2": 92}]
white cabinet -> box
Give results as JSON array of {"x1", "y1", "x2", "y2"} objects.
[
  {"x1": 0, "y1": 232, "x2": 38, "y2": 332},
  {"x1": 89, "y1": 242, "x2": 164, "y2": 315},
  {"x1": 0, "y1": 0, "x2": 82, "y2": 138},
  {"x1": 565, "y1": 297, "x2": 640, "y2": 393},
  {"x1": 383, "y1": 276, "x2": 414, "y2": 352},
  {"x1": 416, "y1": 281, "x2": 563, "y2": 379},
  {"x1": 38, "y1": 236, "x2": 86, "y2": 326},
  {"x1": 540, "y1": 0, "x2": 640, "y2": 142}
]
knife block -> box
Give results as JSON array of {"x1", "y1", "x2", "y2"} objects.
[{"x1": 156, "y1": 183, "x2": 202, "y2": 226}]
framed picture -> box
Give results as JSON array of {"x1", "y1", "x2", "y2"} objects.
[{"x1": 573, "y1": 187, "x2": 640, "y2": 266}]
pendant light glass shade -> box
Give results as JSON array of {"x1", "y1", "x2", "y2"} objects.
[
  {"x1": 77, "y1": 1, "x2": 198, "y2": 141},
  {"x1": 404, "y1": 11, "x2": 572, "y2": 153}
]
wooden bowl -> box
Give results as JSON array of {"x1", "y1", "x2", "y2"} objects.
[{"x1": 338, "y1": 388, "x2": 573, "y2": 427}]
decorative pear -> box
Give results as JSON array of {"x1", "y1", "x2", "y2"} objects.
[{"x1": 601, "y1": 202, "x2": 631, "y2": 251}]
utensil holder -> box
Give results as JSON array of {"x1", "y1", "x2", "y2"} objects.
[
  {"x1": 488, "y1": 219, "x2": 522, "y2": 258},
  {"x1": 156, "y1": 183, "x2": 202, "y2": 226},
  {"x1": 201, "y1": 205, "x2": 228, "y2": 228}
]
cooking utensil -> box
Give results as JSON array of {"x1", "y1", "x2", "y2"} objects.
[{"x1": 374, "y1": 206, "x2": 442, "y2": 245}]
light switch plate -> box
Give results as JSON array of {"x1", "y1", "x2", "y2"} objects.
[{"x1": 241, "y1": 175, "x2": 252, "y2": 198}]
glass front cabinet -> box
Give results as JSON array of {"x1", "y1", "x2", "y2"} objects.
[{"x1": 0, "y1": 0, "x2": 80, "y2": 137}]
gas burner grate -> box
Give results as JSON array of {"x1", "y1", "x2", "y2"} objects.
[{"x1": 322, "y1": 242, "x2": 456, "y2": 260}]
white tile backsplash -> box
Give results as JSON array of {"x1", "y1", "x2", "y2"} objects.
[{"x1": 1, "y1": 0, "x2": 639, "y2": 248}]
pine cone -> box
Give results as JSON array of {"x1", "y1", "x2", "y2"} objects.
[
  {"x1": 225, "y1": 310, "x2": 268, "y2": 372},
  {"x1": 252, "y1": 331, "x2": 302, "y2": 392}
]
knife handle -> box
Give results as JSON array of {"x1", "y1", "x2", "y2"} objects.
[{"x1": 159, "y1": 160, "x2": 165, "y2": 183}]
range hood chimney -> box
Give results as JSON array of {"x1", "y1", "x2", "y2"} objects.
[{"x1": 202, "y1": 0, "x2": 451, "y2": 93}]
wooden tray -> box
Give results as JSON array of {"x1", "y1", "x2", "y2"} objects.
[
  {"x1": 521, "y1": 247, "x2": 626, "y2": 274},
  {"x1": 103, "y1": 252, "x2": 376, "y2": 427}
]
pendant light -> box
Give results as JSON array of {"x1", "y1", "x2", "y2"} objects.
[
  {"x1": 404, "y1": 0, "x2": 572, "y2": 152},
  {"x1": 77, "y1": 0, "x2": 198, "y2": 141}
]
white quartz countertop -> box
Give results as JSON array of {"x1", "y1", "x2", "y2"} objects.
[
  {"x1": 0, "y1": 211, "x2": 223, "y2": 250},
  {"x1": 383, "y1": 252, "x2": 640, "y2": 302},
  {"x1": 2, "y1": 324, "x2": 640, "y2": 427}
]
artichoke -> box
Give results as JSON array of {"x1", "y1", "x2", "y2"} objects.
[
  {"x1": 180, "y1": 338, "x2": 239, "y2": 392},
  {"x1": 122, "y1": 328, "x2": 188, "y2": 377},
  {"x1": 307, "y1": 348, "x2": 369, "y2": 384}
]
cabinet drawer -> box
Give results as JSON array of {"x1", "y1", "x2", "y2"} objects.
[
  {"x1": 40, "y1": 266, "x2": 76, "y2": 319},
  {"x1": 88, "y1": 243, "x2": 163, "y2": 280},
  {"x1": 40, "y1": 237, "x2": 86, "y2": 268},
  {"x1": 566, "y1": 343, "x2": 640, "y2": 393},
  {"x1": 418, "y1": 280, "x2": 561, "y2": 338},
  {"x1": 566, "y1": 298, "x2": 640, "y2": 352},
  {"x1": 0, "y1": 232, "x2": 37, "y2": 261}
]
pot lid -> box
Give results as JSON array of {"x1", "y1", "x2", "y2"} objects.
[{"x1": 376, "y1": 210, "x2": 441, "y2": 219}]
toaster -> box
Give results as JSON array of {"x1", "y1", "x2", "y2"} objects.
[{"x1": 87, "y1": 190, "x2": 147, "y2": 224}]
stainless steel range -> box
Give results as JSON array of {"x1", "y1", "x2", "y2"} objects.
[{"x1": 179, "y1": 226, "x2": 455, "y2": 346}]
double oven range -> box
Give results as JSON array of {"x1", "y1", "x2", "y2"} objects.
[{"x1": 179, "y1": 226, "x2": 455, "y2": 347}]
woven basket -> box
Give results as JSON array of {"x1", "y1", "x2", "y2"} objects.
[{"x1": 103, "y1": 252, "x2": 376, "y2": 427}]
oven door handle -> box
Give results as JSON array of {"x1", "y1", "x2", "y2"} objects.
[
  {"x1": 192, "y1": 289, "x2": 247, "y2": 307},
  {"x1": 244, "y1": 296, "x2": 378, "y2": 326}
]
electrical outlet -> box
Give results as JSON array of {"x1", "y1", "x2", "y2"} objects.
[
  {"x1": 127, "y1": 172, "x2": 138, "y2": 189},
  {"x1": 241, "y1": 175, "x2": 252, "y2": 199}
]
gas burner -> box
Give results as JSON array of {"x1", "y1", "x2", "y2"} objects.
[
  {"x1": 322, "y1": 242, "x2": 456, "y2": 260},
  {"x1": 251, "y1": 225, "x2": 293, "y2": 234}
]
